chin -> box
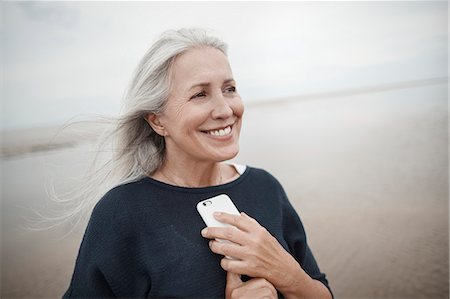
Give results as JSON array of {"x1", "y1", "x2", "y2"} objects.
[
  {"x1": 226, "y1": 148, "x2": 240, "y2": 160},
  {"x1": 212, "y1": 146, "x2": 240, "y2": 162}
]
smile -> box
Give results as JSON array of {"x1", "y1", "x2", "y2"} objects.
[{"x1": 203, "y1": 125, "x2": 232, "y2": 137}]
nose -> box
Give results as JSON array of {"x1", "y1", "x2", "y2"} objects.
[{"x1": 211, "y1": 93, "x2": 233, "y2": 119}]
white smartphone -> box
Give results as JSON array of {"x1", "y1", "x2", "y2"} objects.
[
  {"x1": 197, "y1": 194, "x2": 241, "y2": 259},
  {"x1": 196, "y1": 194, "x2": 240, "y2": 228}
]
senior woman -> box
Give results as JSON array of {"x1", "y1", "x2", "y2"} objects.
[{"x1": 63, "y1": 28, "x2": 333, "y2": 299}]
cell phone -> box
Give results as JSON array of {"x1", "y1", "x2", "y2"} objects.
[
  {"x1": 197, "y1": 194, "x2": 241, "y2": 259},
  {"x1": 196, "y1": 194, "x2": 240, "y2": 228}
]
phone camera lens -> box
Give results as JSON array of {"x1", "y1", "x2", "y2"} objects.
[{"x1": 203, "y1": 200, "x2": 212, "y2": 206}]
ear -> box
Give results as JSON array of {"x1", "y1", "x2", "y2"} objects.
[{"x1": 145, "y1": 113, "x2": 167, "y2": 136}]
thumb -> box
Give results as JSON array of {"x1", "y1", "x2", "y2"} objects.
[{"x1": 225, "y1": 271, "x2": 242, "y2": 298}]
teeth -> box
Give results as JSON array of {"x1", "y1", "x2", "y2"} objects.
[{"x1": 206, "y1": 126, "x2": 232, "y2": 137}]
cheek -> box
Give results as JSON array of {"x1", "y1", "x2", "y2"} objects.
[
  {"x1": 232, "y1": 99, "x2": 244, "y2": 136},
  {"x1": 232, "y1": 97, "x2": 245, "y2": 118},
  {"x1": 180, "y1": 108, "x2": 211, "y2": 134},
  {"x1": 164, "y1": 104, "x2": 204, "y2": 131}
]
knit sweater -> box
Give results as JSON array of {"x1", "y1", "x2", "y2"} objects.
[{"x1": 63, "y1": 166, "x2": 332, "y2": 298}]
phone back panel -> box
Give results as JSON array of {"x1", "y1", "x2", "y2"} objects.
[{"x1": 196, "y1": 194, "x2": 240, "y2": 227}]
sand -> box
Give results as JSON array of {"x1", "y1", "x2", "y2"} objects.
[{"x1": 1, "y1": 83, "x2": 448, "y2": 298}]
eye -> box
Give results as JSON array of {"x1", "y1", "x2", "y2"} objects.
[
  {"x1": 224, "y1": 86, "x2": 236, "y2": 93},
  {"x1": 190, "y1": 91, "x2": 206, "y2": 100}
]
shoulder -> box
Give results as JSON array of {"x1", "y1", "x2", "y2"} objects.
[
  {"x1": 93, "y1": 181, "x2": 135, "y2": 213},
  {"x1": 79, "y1": 181, "x2": 148, "y2": 256},
  {"x1": 242, "y1": 165, "x2": 288, "y2": 200},
  {"x1": 93, "y1": 177, "x2": 151, "y2": 211},
  {"x1": 246, "y1": 166, "x2": 284, "y2": 188},
  {"x1": 89, "y1": 179, "x2": 148, "y2": 229}
]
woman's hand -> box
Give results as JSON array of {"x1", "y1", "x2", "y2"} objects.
[
  {"x1": 202, "y1": 212, "x2": 333, "y2": 299},
  {"x1": 225, "y1": 271, "x2": 277, "y2": 299},
  {"x1": 201, "y1": 212, "x2": 303, "y2": 293}
]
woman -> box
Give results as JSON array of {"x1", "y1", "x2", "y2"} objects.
[{"x1": 63, "y1": 28, "x2": 333, "y2": 299}]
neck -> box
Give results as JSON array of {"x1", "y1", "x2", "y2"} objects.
[{"x1": 155, "y1": 159, "x2": 225, "y2": 188}]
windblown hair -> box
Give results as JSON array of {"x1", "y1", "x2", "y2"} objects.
[
  {"x1": 40, "y1": 28, "x2": 228, "y2": 231},
  {"x1": 115, "y1": 28, "x2": 228, "y2": 179}
]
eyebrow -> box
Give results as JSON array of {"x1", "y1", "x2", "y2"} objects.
[{"x1": 188, "y1": 78, "x2": 235, "y2": 91}]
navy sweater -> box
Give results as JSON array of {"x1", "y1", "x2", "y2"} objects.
[{"x1": 63, "y1": 166, "x2": 332, "y2": 298}]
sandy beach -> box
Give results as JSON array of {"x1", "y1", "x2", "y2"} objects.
[{"x1": 1, "y1": 83, "x2": 448, "y2": 298}]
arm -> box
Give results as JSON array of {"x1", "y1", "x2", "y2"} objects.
[
  {"x1": 201, "y1": 212, "x2": 332, "y2": 299},
  {"x1": 63, "y1": 206, "x2": 119, "y2": 298}
]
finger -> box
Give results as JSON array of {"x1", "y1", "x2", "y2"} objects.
[
  {"x1": 226, "y1": 271, "x2": 242, "y2": 289},
  {"x1": 201, "y1": 226, "x2": 246, "y2": 245},
  {"x1": 214, "y1": 212, "x2": 257, "y2": 232},
  {"x1": 221, "y1": 258, "x2": 275, "y2": 283},
  {"x1": 209, "y1": 240, "x2": 246, "y2": 259},
  {"x1": 225, "y1": 271, "x2": 242, "y2": 299},
  {"x1": 221, "y1": 258, "x2": 254, "y2": 277}
]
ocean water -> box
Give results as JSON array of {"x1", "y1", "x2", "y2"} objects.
[{"x1": 1, "y1": 83, "x2": 448, "y2": 298}]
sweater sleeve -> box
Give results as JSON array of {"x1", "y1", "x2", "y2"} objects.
[
  {"x1": 278, "y1": 188, "x2": 334, "y2": 298},
  {"x1": 62, "y1": 187, "x2": 150, "y2": 298}
]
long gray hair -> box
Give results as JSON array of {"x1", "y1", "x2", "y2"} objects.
[
  {"x1": 41, "y1": 28, "x2": 228, "y2": 230},
  {"x1": 115, "y1": 27, "x2": 228, "y2": 178}
]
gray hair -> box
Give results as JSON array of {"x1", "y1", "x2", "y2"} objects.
[
  {"x1": 39, "y1": 28, "x2": 228, "y2": 232},
  {"x1": 117, "y1": 28, "x2": 228, "y2": 177}
]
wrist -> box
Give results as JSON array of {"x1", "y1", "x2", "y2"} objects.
[
  {"x1": 278, "y1": 270, "x2": 331, "y2": 299},
  {"x1": 274, "y1": 258, "x2": 314, "y2": 299},
  {"x1": 280, "y1": 277, "x2": 315, "y2": 299}
]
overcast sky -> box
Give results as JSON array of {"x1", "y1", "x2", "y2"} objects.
[{"x1": 1, "y1": 1, "x2": 447, "y2": 130}]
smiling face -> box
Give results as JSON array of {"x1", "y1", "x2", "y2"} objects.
[{"x1": 147, "y1": 47, "x2": 244, "y2": 164}]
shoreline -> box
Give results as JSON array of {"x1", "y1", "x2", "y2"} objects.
[{"x1": 2, "y1": 76, "x2": 447, "y2": 159}]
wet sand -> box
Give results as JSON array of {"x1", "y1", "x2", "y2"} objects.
[{"x1": 1, "y1": 83, "x2": 448, "y2": 298}]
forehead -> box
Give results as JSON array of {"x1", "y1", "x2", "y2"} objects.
[{"x1": 170, "y1": 47, "x2": 233, "y2": 89}]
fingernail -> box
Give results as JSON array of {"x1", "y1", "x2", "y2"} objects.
[
  {"x1": 214, "y1": 212, "x2": 222, "y2": 217},
  {"x1": 209, "y1": 240, "x2": 213, "y2": 247},
  {"x1": 201, "y1": 228, "x2": 208, "y2": 236}
]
